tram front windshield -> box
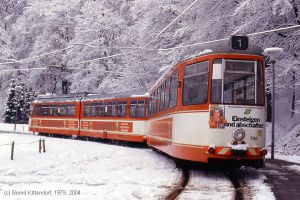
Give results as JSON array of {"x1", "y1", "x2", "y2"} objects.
[{"x1": 211, "y1": 59, "x2": 264, "y2": 105}]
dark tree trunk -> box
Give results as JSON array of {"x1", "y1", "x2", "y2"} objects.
[{"x1": 291, "y1": 70, "x2": 296, "y2": 118}]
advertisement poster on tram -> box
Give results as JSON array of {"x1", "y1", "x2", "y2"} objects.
[{"x1": 209, "y1": 105, "x2": 265, "y2": 129}]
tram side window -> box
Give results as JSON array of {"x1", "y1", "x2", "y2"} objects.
[
  {"x1": 84, "y1": 103, "x2": 91, "y2": 117},
  {"x1": 169, "y1": 70, "x2": 178, "y2": 108},
  {"x1": 67, "y1": 105, "x2": 76, "y2": 116},
  {"x1": 41, "y1": 105, "x2": 49, "y2": 116},
  {"x1": 99, "y1": 102, "x2": 106, "y2": 116},
  {"x1": 164, "y1": 78, "x2": 170, "y2": 110},
  {"x1": 117, "y1": 101, "x2": 127, "y2": 117},
  {"x1": 183, "y1": 61, "x2": 209, "y2": 105},
  {"x1": 149, "y1": 96, "x2": 155, "y2": 116},
  {"x1": 49, "y1": 105, "x2": 57, "y2": 116},
  {"x1": 111, "y1": 102, "x2": 117, "y2": 117},
  {"x1": 159, "y1": 85, "x2": 165, "y2": 111},
  {"x1": 34, "y1": 105, "x2": 41, "y2": 116},
  {"x1": 91, "y1": 103, "x2": 100, "y2": 117},
  {"x1": 106, "y1": 102, "x2": 113, "y2": 117},
  {"x1": 130, "y1": 100, "x2": 145, "y2": 117},
  {"x1": 154, "y1": 90, "x2": 159, "y2": 113},
  {"x1": 57, "y1": 105, "x2": 67, "y2": 116}
]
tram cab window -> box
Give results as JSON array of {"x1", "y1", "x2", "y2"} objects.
[
  {"x1": 67, "y1": 105, "x2": 76, "y2": 116},
  {"x1": 130, "y1": 100, "x2": 145, "y2": 117},
  {"x1": 211, "y1": 59, "x2": 222, "y2": 103},
  {"x1": 183, "y1": 61, "x2": 209, "y2": 105},
  {"x1": 117, "y1": 101, "x2": 127, "y2": 117},
  {"x1": 211, "y1": 59, "x2": 264, "y2": 105}
]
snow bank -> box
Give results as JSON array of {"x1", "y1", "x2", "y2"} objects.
[{"x1": 265, "y1": 123, "x2": 300, "y2": 164}]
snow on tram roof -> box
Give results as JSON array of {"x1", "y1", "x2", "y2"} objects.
[
  {"x1": 82, "y1": 89, "x2": 148, "y2": 101},
  {"x1": 33, "y1": 89, "x2": 149, "y2": 103},
  {"x1": 34, "y1": 93, "x2": 89, "y2": 103}
]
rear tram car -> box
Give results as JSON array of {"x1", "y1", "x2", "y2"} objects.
[
  {"x1": 30, "y1": 92, "x2": 149, "y2": 142},
  {"x1": 79, "y1": 93, "x2": 149, "y2": 142},
  {"x1": 29, "y1": 36, "x2": 267, "y2": 167},
  {"x1": 29, "y1": 94, "x2": 83, "y2": 136}
]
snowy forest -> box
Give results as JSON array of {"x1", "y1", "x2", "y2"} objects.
[{"x1": 0, "y1": 1, "x2": 299, "y2": 130}]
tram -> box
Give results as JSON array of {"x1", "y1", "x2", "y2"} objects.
[{"x1": 29, "y1": 36, "x2": 267, "y2": 167}]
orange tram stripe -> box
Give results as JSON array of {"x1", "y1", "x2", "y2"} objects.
[{"x1": 147, "y1": 136, "x2": 263, "y2": 163}]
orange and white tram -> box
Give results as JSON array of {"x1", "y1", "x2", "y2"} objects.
[{"x1": 29, "y1": 37, "x2": 268, "y2": 167}]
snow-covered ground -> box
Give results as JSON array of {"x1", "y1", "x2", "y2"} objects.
[
  {"x1": 0, "y1": 122, "x2": 299, "y2": 199},
  {"x1": 0, "y1": 133, "x2": 180, "y2": 200},
  {"x1": 240, "y1": 167, "x2": 276, "y2": 200},
  {"x1": 0, "y1": 123, "x2": 30, "y2": 133}
]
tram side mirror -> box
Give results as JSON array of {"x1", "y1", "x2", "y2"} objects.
[{"x1": 231, "y1": 35, "x2": 248, "y2": 50}]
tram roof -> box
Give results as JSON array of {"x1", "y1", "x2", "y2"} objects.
[
  {"x1": 34, "y1": 92, "x2": 89, "y2": 103},
  {"x1": 179, "y1": 39, "x2": 264, "y2": 62},
  {"x1": 34, "y1": 89, "x2": 148, "y2": 103},
  {"x1": 82, "y1": 89, "x2": 149, "y2": 101}
]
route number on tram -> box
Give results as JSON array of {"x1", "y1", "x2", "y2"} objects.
[{"x1": 231, "y1": 35, "x2": 248, "y2": 50}]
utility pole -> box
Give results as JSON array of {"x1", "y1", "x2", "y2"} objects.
[{"x1": 271, "y1": 60, "x2": 275, "y2": 159}]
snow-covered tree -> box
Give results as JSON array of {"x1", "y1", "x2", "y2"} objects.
[
  {"x1": 4, "y1": 80, "x2": 17, "y2": 123},
  {"x1": 24, "y1": 90, "x2": 35, "y2": 123}
]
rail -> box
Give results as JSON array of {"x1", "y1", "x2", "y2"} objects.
[{"x1": 165, "y1": 167, "x2": 190, "y2": 200}]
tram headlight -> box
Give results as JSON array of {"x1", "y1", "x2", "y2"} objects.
[{"x1": 232, "y1": 128, "x2": 245, "y2": 141}]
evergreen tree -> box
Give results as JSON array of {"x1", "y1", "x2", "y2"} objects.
[
  {"x1": 4, "y1": 81, "x2": 34, "y2": 124},
  {"x1": 4, "y1": 80, "x2": 17, "y2": 123},
  {"x1": 16, "y1": 83, "x2": 26, "y2": 123}
]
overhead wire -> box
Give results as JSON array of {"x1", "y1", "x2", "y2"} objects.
[
  {"x1": 0, "y1": 23, "x2": 300, "y2": 74},
  {"x1": 142, "y1": 0, "x2": 200, "y2": 48},
  {"x1": 67, "y1": 24, "x2": 300, "y2": 65}
]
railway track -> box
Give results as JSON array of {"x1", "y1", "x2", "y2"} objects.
[
  {"x1": 165, "y1": 167, "x2": 190, "y2": 200},
  {"x1": 225, "y1": 169, "x2": 252, "y2": 200},
  {"x1": 165, "y1": 160, "x2": 252, "y2": 200}
]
